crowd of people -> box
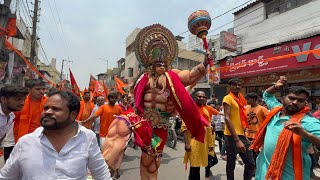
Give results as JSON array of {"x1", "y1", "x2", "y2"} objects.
[{"x1": 0, "y1": 23, "x2": 320, "y2": 180}]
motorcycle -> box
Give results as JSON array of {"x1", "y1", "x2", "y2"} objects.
[{"x1": 166, "y1": 117, "x2": 178, "y2": 149}]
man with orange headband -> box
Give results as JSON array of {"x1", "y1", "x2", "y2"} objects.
[
  {"x1": 223, "y1": 78, "x2": 254, "y2": 180},
  {"x1": 251, "y1": 76, "x2": 320, "y2": 179}
]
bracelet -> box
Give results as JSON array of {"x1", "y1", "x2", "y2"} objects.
[{"x1": 273, "y1": 84, "x2": 280, "y2": 90}]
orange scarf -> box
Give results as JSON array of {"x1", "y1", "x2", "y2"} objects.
[
  {"x1": 229, "y1": 92, "x2": 248, "y2": 128},
  {"x1": 14, "y1": 95, "x2": 47, "y2": 142},
  {"x1": 250, "y1": 106, "x2": 309, "y2": 180}
]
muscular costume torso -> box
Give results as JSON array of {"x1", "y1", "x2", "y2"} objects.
[{"x1": 143, "y1": 64, "x2": 207, "y2": 115}]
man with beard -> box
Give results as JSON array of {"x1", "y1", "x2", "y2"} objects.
[
  {"x1": 0, "y1": 90, "x2": 112, "y2": 179},
  {"x1": 83, "y1": 92, "x2": 123, "y2": 148},
  {"x1": 182, "y1": 91, "x2": 218, "y2": 180},
  {"x1": 251, "y1": 76, "x2": 320, "y2": 179},
  {"x1": 0, "y1": 85, "x2": 28, "y2": 161},
  {"x1": 77, "y1": 91, "x2": 94, "y2": 129},
  {"x1": 14, "y1": 79, "x2": 47, "y2": 142},
  {"x1": 223, "y1": 78, "x2": 254, "y2": 180}
]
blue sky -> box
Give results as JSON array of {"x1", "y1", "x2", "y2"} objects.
[{"x1": 27, "y1": 0, "x2": 253, "y2": 88}]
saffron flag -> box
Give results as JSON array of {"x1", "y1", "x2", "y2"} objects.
[
  {"x1": 6, "y1": 18, "x2": 17, "y2": 38},
  {"x1": 88, "y1": 75, "x2": 96, "y2": 93},
  {"x1": 69, "y1": 68, "x2": 83, "y2": 99},
  {"x1": 102, "y1": 80, "x2": 108, "y2": 98},
  {"x1": 94, "y1": 80, "x2": 105, "y2": 97},
  {"x1": 114, "y1": 76, "x2": 126, "y2": 95}
]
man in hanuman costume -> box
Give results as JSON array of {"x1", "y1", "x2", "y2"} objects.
[
  {"x1": 132, "y1": 24, "x2": 211, "y2": 179},
  {"x1": 100, "y1": 24, "x2": 211, "y2": 179}
]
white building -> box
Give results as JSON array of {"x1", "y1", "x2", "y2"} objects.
[
  {"x1": 219, "y1": 0, "x2": 320, "y2": 110},
  {"x1": 234, "y1": 0, "x2": 319, "y2": 54},
  {"x1": 188, "y1": 33, "x2": 233, "y2": 61}
]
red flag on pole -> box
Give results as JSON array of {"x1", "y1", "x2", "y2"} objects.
[
  {"x1": 69, "y1": 68, "x2": 83, "y2": 99},
  {"x1": 88, "y1": 75, "x2": 96, "y2": 93},
  {"x1": 102, "y1": 79, "x2": 108, "y2": 98},
  {"x1": 94, "y1": 80, "x2": 105, "y2": 97},
  {"x1": 114, "y1": 76, "x2": 126, "y2": 95}
]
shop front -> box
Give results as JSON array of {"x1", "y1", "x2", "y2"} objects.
[{"x1": 219, "y1": 35, "x2": 320, "y2": 110}]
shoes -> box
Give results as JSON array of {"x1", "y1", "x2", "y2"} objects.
[
  {"x1": 236, "y1": 155, "x2": 244, "y2": 165},
  {"x1": 220, "y1": 155, "x2": 227, "y2": 161},
  {"x1": 112, "y1": 169, "x2": 120, "y2": 180},
  {"x1": 311, "y1": 171, "x2": 320, "y2": 180}
]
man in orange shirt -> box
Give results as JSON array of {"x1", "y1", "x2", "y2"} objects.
[
  {"x1": 83, "y1": 92, "x2": 122, "y2": 146},
  {"x1": 244, "y1": 92, "x2": 269, "y2": 140},
  {"x1": 244, "y1": 92, "x2": 269, "y2": 173},
  {"x1": 77, "y1": 91, "x2": 94, "y2": 129},
  {"x1": 14, "y1": 79, "x2": 47, "y2": 142}
]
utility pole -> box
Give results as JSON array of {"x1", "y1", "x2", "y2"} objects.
[
  {"x1": 60, "y1": 59, "x2": 72, "y2": 80},
  {"x1": 0, "y1": 0, "x2": 12, "y2": 50},
  {"x1": 30, "y1": 0, "x2": 39, "y2": 66}
]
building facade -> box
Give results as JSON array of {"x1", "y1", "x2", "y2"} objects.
[{"x1": 219, "y1": 0, "x2": 320, "y2": 110}]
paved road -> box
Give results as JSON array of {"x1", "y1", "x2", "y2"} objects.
[{"x1": 119, "y1": 140, "x2": 245, "y2": 180}]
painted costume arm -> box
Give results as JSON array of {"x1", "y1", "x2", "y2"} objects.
[
  {"x1": 172, "y1": 63, "x2": 207, "y2": 87},
  {"x1": 88, "y1": 133, "x2": 112, "y2": 180}
]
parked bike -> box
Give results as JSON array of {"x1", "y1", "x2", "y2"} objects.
[{"x1": 167, "y1": 117, "x2": 178, "y2": 149}]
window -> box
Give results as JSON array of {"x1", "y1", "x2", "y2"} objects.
[
  {"x1": 266, "y1": 0, "x2": 312, "y2": 19},
  {"x1": 128, "y1": 67, "x2": 133, "y2": 77}
]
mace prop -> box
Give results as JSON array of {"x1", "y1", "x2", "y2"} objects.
[{"x1": 188, "y1": 10, "x2": 215, "y2": 71}]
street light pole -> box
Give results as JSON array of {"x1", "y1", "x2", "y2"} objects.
[
  {"x1": 60, "y1": 59, "x2": 72, "y2": 80},
  {"x1": 99, "y1": 58, "x2": 109, "y2": 71}
]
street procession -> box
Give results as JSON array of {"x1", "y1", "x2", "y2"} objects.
[{"x1": 0, "y1": 0, "x2": 320, "y2": 179}]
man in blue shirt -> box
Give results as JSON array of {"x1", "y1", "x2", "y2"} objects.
[{"x1": 254, "y1": 76, "x2": 320, "y2": 179}]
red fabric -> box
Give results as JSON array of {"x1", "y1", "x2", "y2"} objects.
[
  {"x1": 250, "y1": 106, "x2": 309, "y2": 180},
  {"x1": 167, "y1": 71, "x2": 207, "y2": 142},
  {"x1": 88, "y1": 75, "x2": 96, "y2": 93},
  {"x1": 229, "y1": 92, "x2": 249, "y2": 128},
  {"x1": 69, "y1": 68, "x2": 82, "y2": 99},
  {"x1": 134, "y1": 71, "x2": 207, "y2": 143},
  {"x1": 313, "y1": 110, "x2": 320, "y2": 119},
  {"x1": 115, "y1": 77, "x2": 126, "y2": 95},
  {"x1": 6, "y1": 18, "x2": 16, "y2": 38},
  {"x1": 128, "y1": 115, "x2": 153, "y2": 150}
]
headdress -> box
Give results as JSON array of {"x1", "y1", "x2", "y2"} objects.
[{"x1": 134, "y1": 24, "x2": 178, "y2": 68}]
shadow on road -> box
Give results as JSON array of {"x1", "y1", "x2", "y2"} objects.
[{"x1": 123, "y1": 154, "x2": 140, "y2": 163}]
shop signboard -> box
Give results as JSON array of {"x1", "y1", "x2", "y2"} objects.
[
  {"x1": 220, "y1": 31, "x2": 237, "y2": 52},
  {"x1": 220, "y1": 36, "x2": 320, "y2": 78}
]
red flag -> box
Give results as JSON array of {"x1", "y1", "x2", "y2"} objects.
[
  {"x1": 88, "y1": 75, "x2": 96, "y2": 93},
  {"x1": 114, "y1": 76, "x2": 126, "y2": 95},
  {"x1": 94, "y1": 81, "x2": 104, "y2": 95},
  {"x1": 69, "y1": 68, "x2": 83, "y2": 99},
  {"x1": 6, "y1": 18, "x2": 16, "y2": 38},
  {"x1": 102, "y1": 80, "x2": 108, "y2": 98}
]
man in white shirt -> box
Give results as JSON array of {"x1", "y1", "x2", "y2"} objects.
[
  {"x1": 0, "y1": 90, "x2": 112, "y2": 180},
  {"x1": 91, "y1": 96, "x2": 106, "y2": 147},
  {"x1": 0, "y1": 85, "x2": 28, "y2": 161}
]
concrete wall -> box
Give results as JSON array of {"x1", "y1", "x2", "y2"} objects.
[{"x1": 235, "y1": 0, "x2": 320, "y2": 53}]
